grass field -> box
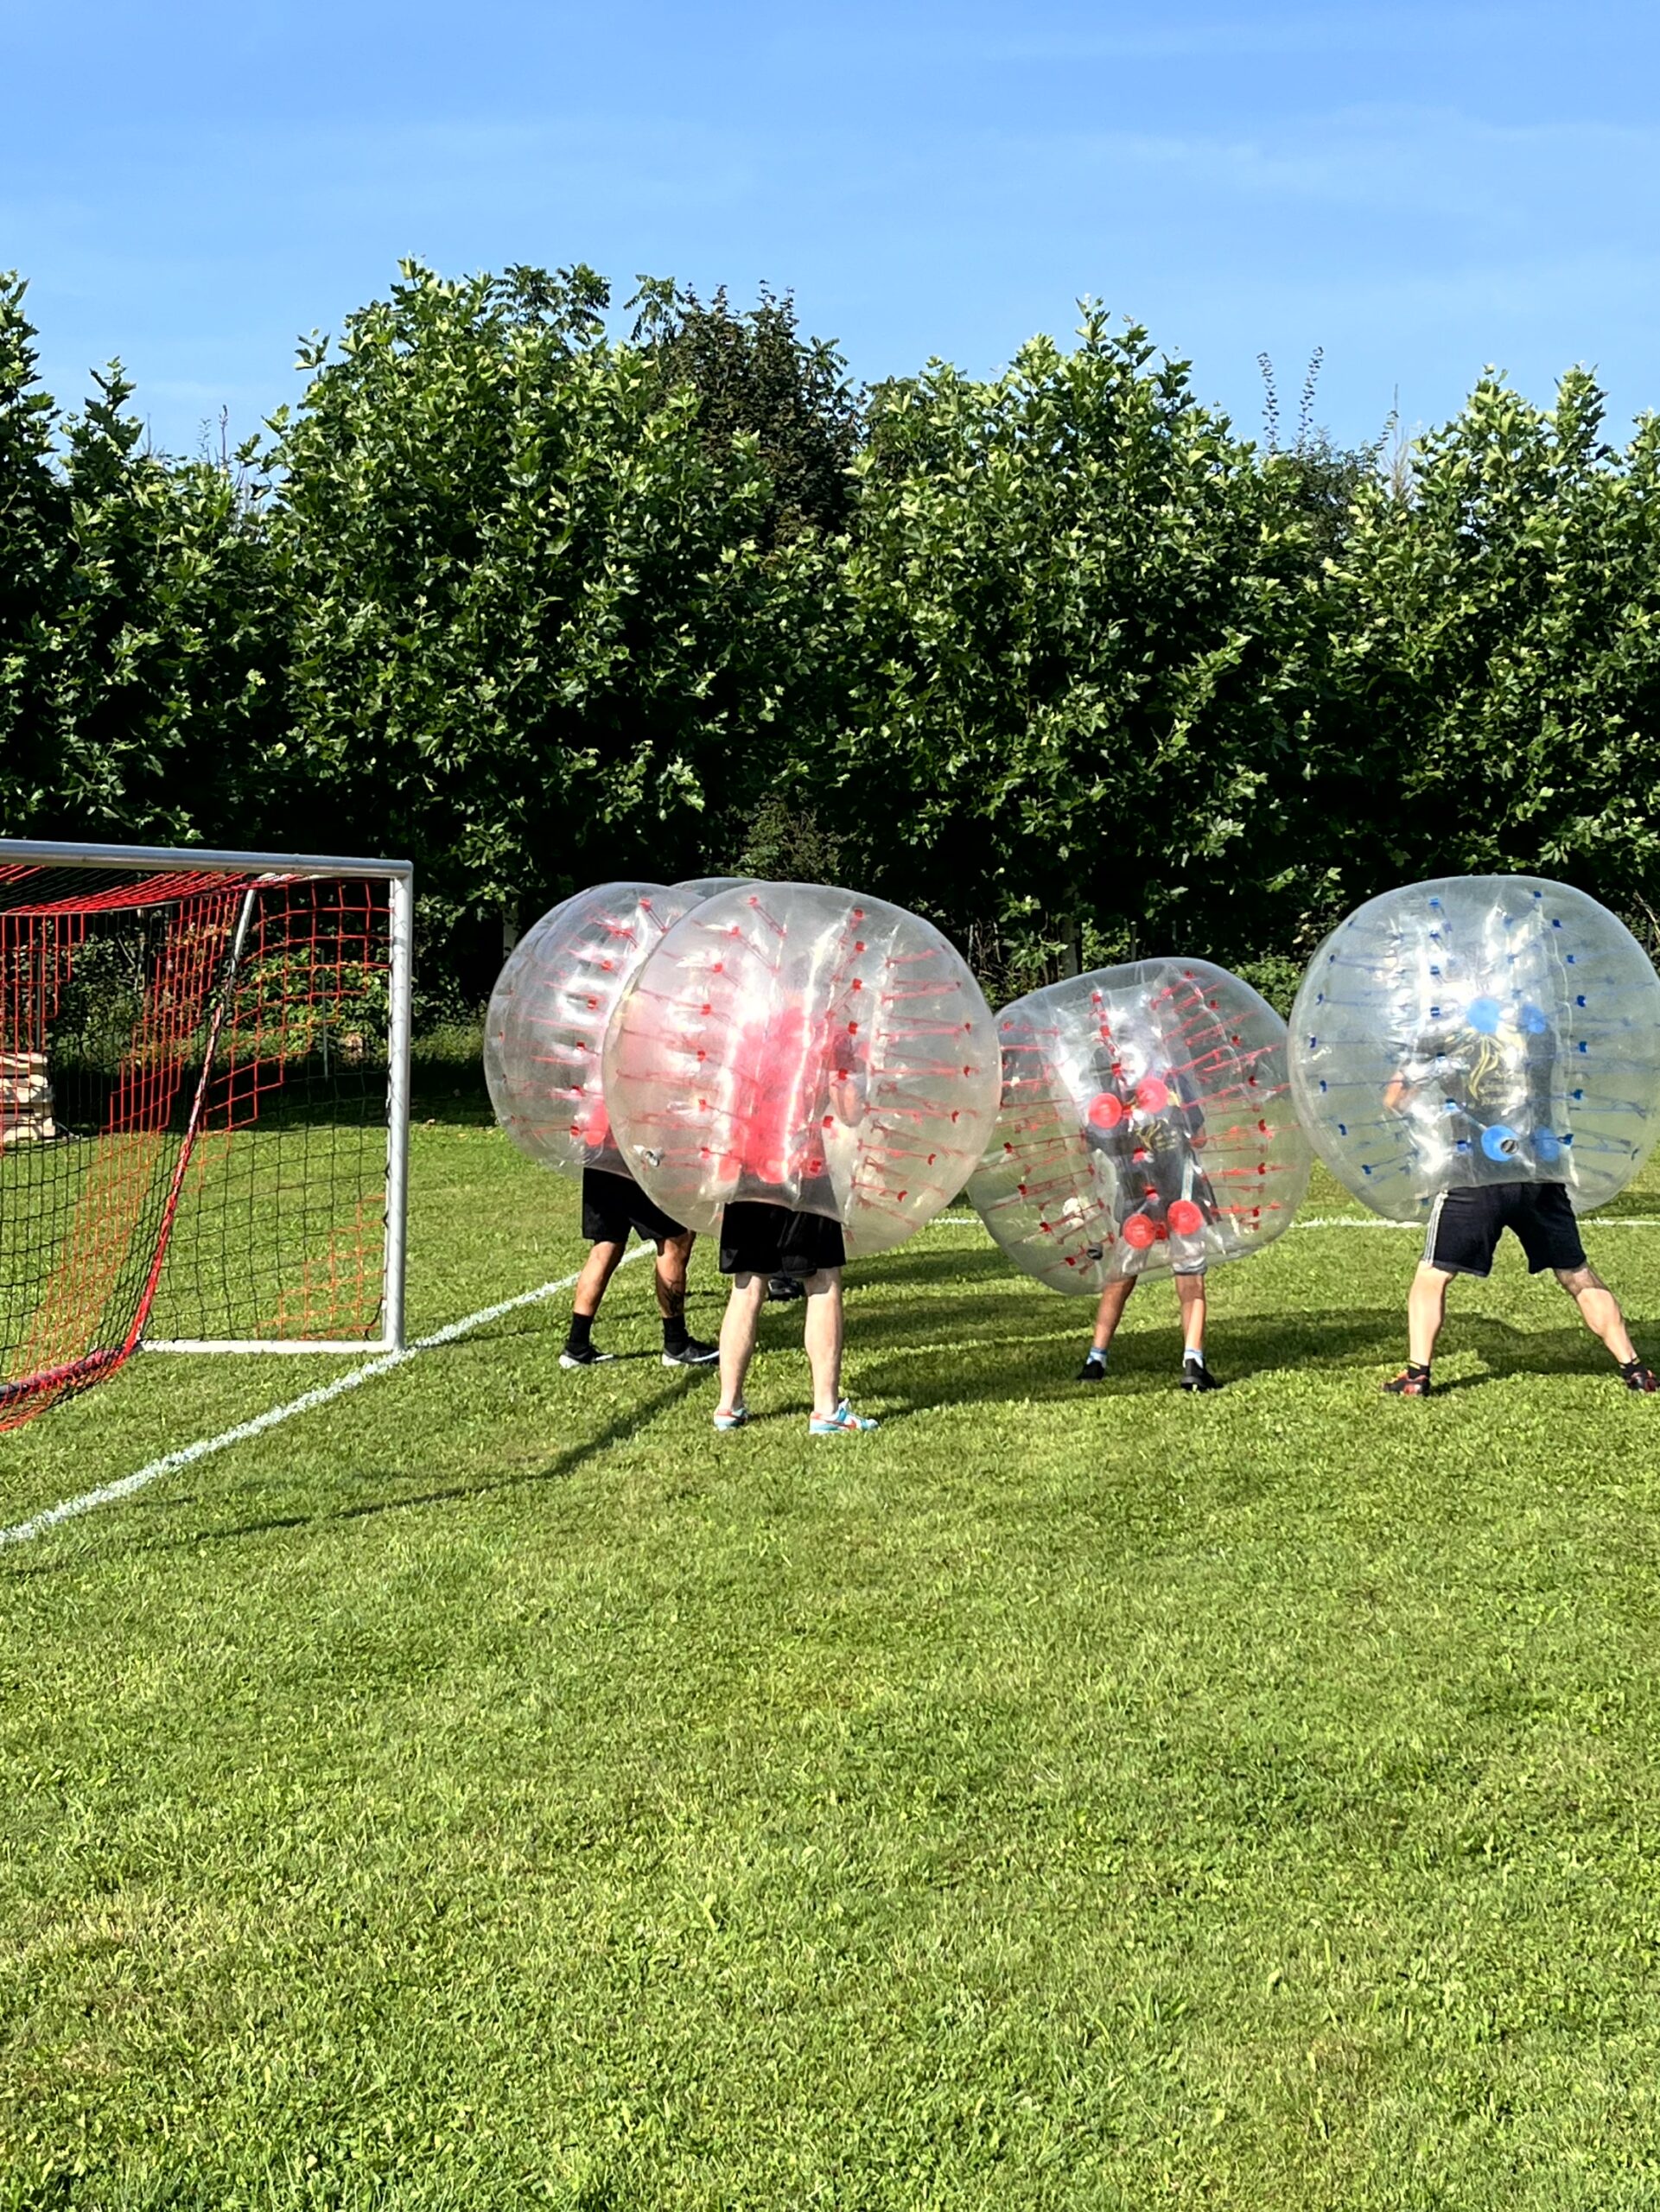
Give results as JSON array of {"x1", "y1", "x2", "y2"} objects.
[{"x1": 7, "y1": 1116, "x2": 1660, "y2": 2209}]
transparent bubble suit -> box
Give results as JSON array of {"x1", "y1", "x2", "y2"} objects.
[
  {"x1": 1289, "y1": 874, "x2": 1660, "y2": 1221},
  {"x1": 485, "y1": 880, "x2": 704, "y2": 1181},
  {"x1": 604, "y1": 883, "x2": 1002, "y2": 1255},
  {"x1": 969, "y1": 959, "x2": 1312, "y2": 1294}
]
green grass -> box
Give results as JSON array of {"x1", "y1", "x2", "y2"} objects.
[{"x1": 7, "y1": 1131, "x2": 1660, "y2": 2208}]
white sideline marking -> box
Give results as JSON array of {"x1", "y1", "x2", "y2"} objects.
[
  {"x1": 12, "y1": 1205, "x2": 1660, "y2": 1552},
  {"x1": 936, "y1": 1212, "x2": 1660, "y2": 1232},
  {"x1": 0, "y1": 1248, "x2": 652, "y2": 1551}
]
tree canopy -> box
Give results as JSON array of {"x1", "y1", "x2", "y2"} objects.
[{"x1": 5, "y1": 260, "x2": 1659, "y2": 1003}]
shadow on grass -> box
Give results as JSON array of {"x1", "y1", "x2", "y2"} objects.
[
  {"x1": 848, "y1": 1239, "x2": 1660, "y2": 1408},
  {"x1": 0, "y1": 1372, "x2": 703, "y2": 1578}
]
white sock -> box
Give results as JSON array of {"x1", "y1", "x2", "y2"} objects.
[{"x1": 1184, "y1": 1344, "x2": 1205, "y2": 1365}]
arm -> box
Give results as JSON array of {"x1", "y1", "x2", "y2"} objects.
[{"x1": 827, "y1": 1028, "x2": 869, "y2": 1128}]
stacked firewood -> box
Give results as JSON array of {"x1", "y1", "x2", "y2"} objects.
[{"x1": 0, "y1": 1052, "x2": 56, "y2": 1147}]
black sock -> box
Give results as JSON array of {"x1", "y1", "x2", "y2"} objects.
[
  {"x1": 1405, "y1": 1360, "x2": 1430, "y2": 1378},
  {"x1": 567, "y1": 1311, "x2": 594, "y2": 1352},
  {"x1": 662, "y1": 1316, "x2": 690, "y2": 1355},
  {"x1": 1621, "y1": 1355, "x2": 1644, "y2": 1376}
]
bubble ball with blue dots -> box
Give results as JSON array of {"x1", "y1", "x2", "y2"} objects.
[{"x1": 1288, "y1": 875, "x2": 1660, "y2": 1221}]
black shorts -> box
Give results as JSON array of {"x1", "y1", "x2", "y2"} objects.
[
  {"x1": 1423, "y1": 1181, "x2": 1587, "y2": 1279},
  {"x1": 581, "y1": 1166, "x2": 686, "y2": 1247},
  {"x1": 719, "y1": 1200, "x2": 846, "y2": 1280}
]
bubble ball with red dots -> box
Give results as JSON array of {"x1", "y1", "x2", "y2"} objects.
[
  {"x1": 603, "y1": 882, "x2": 1002, "y2": 1256},
  {"x1": 968, "y1": 958, "x2": 1312, "y2": 1295},
  {"x1": 485, "y1": 879, "x2": 712, "y2": 1182},
  {"x1": 1290, "y1": 874, "x2": 1660, "y2": 1222}
]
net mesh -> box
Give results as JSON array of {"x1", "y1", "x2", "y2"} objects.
[{"x1": 0, "y1": 861, "x2": 395, "y2": 1432}]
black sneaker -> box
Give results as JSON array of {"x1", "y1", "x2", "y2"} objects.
[
  {"x1": 1622, "y1": 1359, "x2": 1657, "y2": 1394},
  {"x1": 1180, "y1": 1357, "x2": 1223, "y2": 1394},
  {"x1": 662, "y1": 1336, "x2": 719, "y2": 1368},
  {"x1": 559, "y1": 1342, "x2": 616, "y2": 1370},
  {"x1": 766, "y1": 1274, "x2": 805, "y2": 1303},
  {"x1": 1077, "y1": 1351, "x2": 1107, "y2": 1382},
  {"x1": 1383, "y1": 1363, "x2": 1432, "y2": 1396}
]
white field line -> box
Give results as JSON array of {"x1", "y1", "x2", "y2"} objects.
[
  {"x1": 934, "y1": 1212, "x2": 1660, "y2": 1231},
  {"x1": 11, "y1": 1206, "x2": 1660, "y2": 1551},
  {"x1": 0, "y1": 1247, "x2": 652, "y2": 1551}
]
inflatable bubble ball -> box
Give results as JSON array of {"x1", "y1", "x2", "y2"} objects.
[
  {"x1": 486, "y1": 880, "x2": 709, "y2": 1180},
  {"x1": 1289, "y1": 874, "x2": 1660, "y2": 1221},
  {"x1": 603, "y1": 882, "x2": 1002, "y2": 1256},
  {"x1": 968, "y1": 958, "x2": 1312, "y2": 1294}
]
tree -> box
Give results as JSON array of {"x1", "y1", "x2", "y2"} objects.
[
  {"x1": 270, "y1": 261, "x2": 834, "y2": 988},
  {"x1": 830, "y1": 310, "x2": 1325, "y2": 967},
  {"x1": 1320, "y1": 368, "x2": 1660, "y2": 918},
  {"x1": 631, "y1": 280, "x2": 863, "y2": 543},
  {"x1": 0, "y1": 275, "x2": 69, "y2": 831},
  {"x1": 0, "y1": 277, "x2": 289, "y2": 847},
  {"x1": 47, "y1": 370, "x2": 289, "y2": 844}
]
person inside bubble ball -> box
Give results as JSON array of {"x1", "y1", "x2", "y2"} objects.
[
  {"x1": 710, "y1": 1000, "x2": 880, "y2": 1436},
  {"x1": 1381, "y1": 991, "x2": 1655, "y2": 1396},
  {"x1": 1075, "y1": 1025, "x2": 1223, "y2": 1393},
  {"x1": 560, "y1": 1098, "x2": 718, "y2": 1372}
]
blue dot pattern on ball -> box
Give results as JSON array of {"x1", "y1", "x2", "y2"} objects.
[{"x1": 1288, "y1": 874, "x2": 1660, "y2": 1222}]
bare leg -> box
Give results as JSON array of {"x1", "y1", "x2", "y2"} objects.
[
  {"x1": 1557, "y1": 1264, "x2": 1638, "y2": 1365},
  {"x1": 803, "y1": 1268, "x2": 844, "y2": 1419},
  {"x1": 1407, "y1": 1262, "x2": 1453, "y2": 1367},
  {"x1": 1091, "y1": 1276, "x2": 1135, "y2": 1353},
  {"x1": 655, "y1": 1230, "x2": 693, "y2": 1322},
  {"x1": 1175, "y1": 1272, "x2": 1207, "y2": 1357},
  {"x1": 717, "y1": 1271, "x2": 768, "y2": 1414},
  {"x1": 572, "y1": 1238, "x2": 626, "y2": 1320}
]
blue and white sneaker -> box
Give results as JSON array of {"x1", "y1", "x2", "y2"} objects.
[
  {"x1": 809, "y1": 1399, "x2": 879, "y2": 1436},
  {"x1": 713, "y1": 1403, "x2": 750, "y2": 1431}
]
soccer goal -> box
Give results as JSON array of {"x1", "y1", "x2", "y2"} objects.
[{"x1": 0, "y1": 838, "x2": 412, "y2": 1433}]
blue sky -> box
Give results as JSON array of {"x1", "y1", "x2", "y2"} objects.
[{"x1": 6, "y1": 0, "x2": 1658, "y2": 458}]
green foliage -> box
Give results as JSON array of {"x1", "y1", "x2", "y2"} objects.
[
  {"x1": 48, "y1": 370, "x2": 289, "y2": 845},
  {"x1": 8, "y1": 259, "x2": 1660, "y2": 997},
  {"x1": 1233, "y1": 950, "x2": 1305, "y2": 1017},
  {"x1": 1320, "y1": 369, "x2": 1660, "y2": 914},
  {"x1": 0, "y1": 288, "x2": 289, "y2": 850},
  {"x1": 732, "y1": 791, "x2": 844, "y2": 884},
  {"x1": 835, "y1": 312, "x2": 1320, "y2": 963},
  {"x1": 0, "y1": 276, "x2": 67, "y2": 820},
  {"x1": 632, "y1": 277, "x2": 863, "y2": 541},
  {"x1": 268, "y1": 262, "x2": 832, "y2": 981}
]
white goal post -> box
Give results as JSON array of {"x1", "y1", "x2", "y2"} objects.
[{"x1": 0, "y1": 838, "x2": 412, "y2": 1427}]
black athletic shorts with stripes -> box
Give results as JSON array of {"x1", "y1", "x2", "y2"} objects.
[{"x1": 1422, "y1": 1180, "x2": 1587, "y2": 1279}]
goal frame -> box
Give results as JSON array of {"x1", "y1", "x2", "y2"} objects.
[{"x1": 0, "y1": 836, "x2": 413, "y2": 1357}]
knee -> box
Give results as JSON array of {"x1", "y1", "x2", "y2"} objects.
[{"x1": 1555, "y1": 1265, "x2": 1601, "y2": 1297}]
